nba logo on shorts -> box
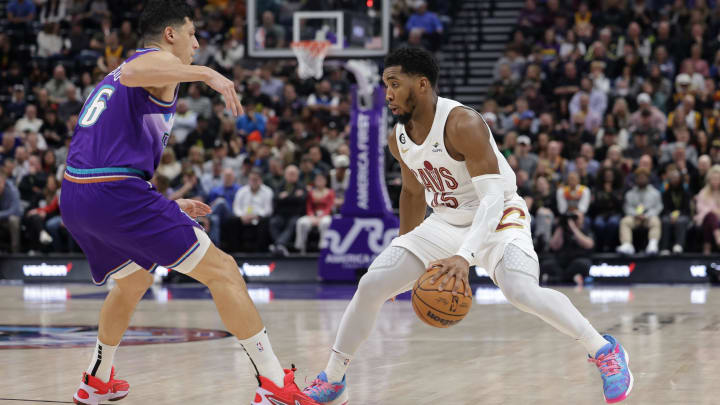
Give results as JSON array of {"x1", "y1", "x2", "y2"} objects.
[
  {"x1": 162, "y1": 132, "x2": 170, "y2": 147},
  {"x1": 257, "y1": 342, "x2": 264, "y2": 352}
]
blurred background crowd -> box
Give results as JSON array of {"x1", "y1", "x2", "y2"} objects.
[{"x1": 1, "y1": 0, "x2": 720, "y2": 284}]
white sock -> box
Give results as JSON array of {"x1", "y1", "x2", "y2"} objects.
[
  {"x1": 86, "y1": 338, "x2": 118, "y2": 382},
  {"x1": 239, "y1": 328, "x2": 285, "y2": 388},
  {"x1": 325, "y1": 349, "x2": 352, "y2": 382},
  {"x1": 578, "y1": 325, "x2": 610, "y2": 357}
]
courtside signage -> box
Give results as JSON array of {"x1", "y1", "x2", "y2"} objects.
[{"x1": 23, "y1": 262, "x2": 73, "y2": 277}]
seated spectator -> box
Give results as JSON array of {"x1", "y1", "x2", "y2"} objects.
[
  {"x1": 236, "y1": 99, "x2": 267, "y2": 136},
  {"x1": 58, "y1": 84, "x2": 83, "y2": 122},
  {"x1": 299, "y1": 155, "x2": 318, "y2": 188},
  {"x1": 307, "y1": 80, "x2": 339, "y2": 115},
  {"x1": 36, "y1": 22, "x2": 63, "y2": 58},
  {"x1": 183, "y1": 116, "x2": 214, "y2": 152},
  {"x1": 206, "y1": 168, "x2": 239, "y2": 245},
  {"x1": 169, "y1": 168, "x2": 206, "y2": 201},
  {"x1": 517, "y1": 0, "x2": 544, "y2": 38},
  {"x1": 625, "y1": 131, "x2": 657, "y2": 164},
  {"x1": 569, "y1": 77, "x2": 607, "y2": 120},
  {"x1": 0, "y1": 172, "x2": 22, "y2": 253},
  {"x1": 404, "y1": 1, "x2": 443, "y2": 51},
  {"x1": 488, "y1": 63, "x2": 520, "y2": 110},
  {"x1": 617, "y1": 167, "x2": 663, "y2": 255},
  {"x1": 569, "y1": 93, "x2": 602, "y2": 134},
  {"x1": 660, "y1": 127, "x2": 697, "y2": 166},
  {"x1": 691, "y1": 154, "x2": 712, "y2": 195},
  {"x1": 255, "y1": 10, "x2": 285, "y2": 49},
  {"x1": 660, "y1": 168, "x2": 692, "y2": 255},
  {"x1": 40, "y1": 110, "x2": 67, "y2": 149},
  {"x1": 667, "y1": 95, "x2": 702, "y2": 131},
  {"x1": 263, "y1": 157, "x2": 285, "y2": 192},
  {"x1": 308, "y1": 145, "x2": 332, "y2": 175},
  {"x1": 553, "y1": 62, "x2": 581, "y2": 113},
  {"x1": 226, "y1": 168, "x2": 273, "y2": 252},
  {"x1": 320, "y1": 121, "x2": 345, "y2": 156},
  {"x1": 567, "y1": 143, "x2": 599, "y2": 179},
  {"x1": 15, "y1": 105, "x2": 43, "y2": 133},
  {"x1": 330, "y1": 154, "x2": 350, "y2": 211},
  {"x1": 514, "y1": 135, "x2": 538, "y2": 178},
  {"x1": 270, "y1": 165, "x2": 306, "y2": 256},
  {"x1": 183, "y1": 83, "x2": 212, "y2": 119},
  {"x1": 694, "y1": 165, "x2": 720, "y2": 254},
  {"x1": 543, "y1": 211, "x2": 594, "y2": 285},
  {"x1": 157, "y1": 148, "x2": 182, "y2": 184},
  {"x1": 44, "y1": 65, "x2": 72, "y2": 104},
  {"x1": 546, "y1": 141, "x2": 566, "y2": 181},
  {"x1": 18, "y1": 155, "x2": 47, "y2": 210},
  {"x1": 24, "y1": 175, "x2": 59, "y2": 252},
  {"x1": 172, "y1": 100, "x2": 198, "y2": 145},
  {"x1": 271, "y1": 131, "x2": 297, "y2": 167},
  {"x1": 556, "y1": 171, "x2": 590, "y2": 216},
  {"x1": 591, "y1": 167, "x2": 623, "y2": 252},
  {"x1": 527, "y1": 175, "x2": 556, "y2": 252},
  {"x1": 295, "y1": 172, "x2": 335, "y2": 253},
  {"x1": 630, "y1": 93, "x2": 667, "y2": 137}
]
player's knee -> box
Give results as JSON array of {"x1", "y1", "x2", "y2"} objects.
[
  {"x1": 214, "y1": 252, "x2": 246, "y2": 287},
  {"x1": 501, "y1": 283, "x2": 536, "y2": 308},
  {"x1": 195, "y1": 250, "x2": 246, "y2": 290},
  {"x1": 356, "y1": 271, "x2": 385, "y2": 301}
]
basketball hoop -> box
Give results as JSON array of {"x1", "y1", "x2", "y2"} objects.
[{"x1": 291, "y1": 40, "x2": 331, "y2": 80}]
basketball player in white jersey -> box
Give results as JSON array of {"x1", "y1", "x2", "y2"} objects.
[{"x1": 304, "y1": 48, "x2": 633, "y2": 404}]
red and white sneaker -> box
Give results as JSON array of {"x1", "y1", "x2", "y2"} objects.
[
  {"x1": 253, "y1": 367, "x2": 321, "y2": 405},
  {"x1": 73, "y1": 367, "x2": 129, "y2": 405}
]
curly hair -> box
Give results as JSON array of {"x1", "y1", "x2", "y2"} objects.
[{"x1": 384, "y1": 47, "x2": 439, "y2": 87}]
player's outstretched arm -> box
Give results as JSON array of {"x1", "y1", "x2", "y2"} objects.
[
  {"x1": 387, "y1": 128, "x2": 426, "y2": 236},
  {"x1": 119, "y1": 50, "x2": 242, "y2": 116}
]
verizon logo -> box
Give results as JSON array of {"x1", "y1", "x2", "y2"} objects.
[
  {"x1": 23, "y1": 263, "x2": 72, "y2": 277},
  {"x1": 240, "y1": 262, "x2": 276, "y2": 277},
  {"x1": 589, "y1": 262, "x2": 635, "y2": 278}
]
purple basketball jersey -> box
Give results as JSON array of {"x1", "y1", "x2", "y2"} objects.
[
  {"x1": 60, "y1": 48, "x2": 208, "y2": 285},
  {"x1": 67, "y1": 48, "x2": 177, "y2": 180}
]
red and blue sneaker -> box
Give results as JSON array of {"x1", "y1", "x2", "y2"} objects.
[
  {"x1": 253, "y1": 367, "x2": 321, "y2": 405},
  {"x1": 303, "y1": 371, "x2": 348, "y2": 405},
  {"x1": 73, "y1": 367, "x2": 129, "y2": 405},
  {"x1": 588, "y1": 335, "x2": 634, "y2": 403}
]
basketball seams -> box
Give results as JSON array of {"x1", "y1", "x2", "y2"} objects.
[{"x1": 411, "y1": 290, "x2": 468, "y2": 318}]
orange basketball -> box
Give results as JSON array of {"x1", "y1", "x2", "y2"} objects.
[{"x1": 412, "y1": 267, "x2": 473, "y2": 328}]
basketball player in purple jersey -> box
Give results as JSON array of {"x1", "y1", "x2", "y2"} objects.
[{"x1": 62, "y1": 2, "x2": 320, "y2": 404}]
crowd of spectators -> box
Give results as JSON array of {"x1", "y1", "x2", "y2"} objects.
[
  {"x1": 0, "y1": 0, "x2": 455, "y2": 256},
  {"x1": 487, "y1": 0, "x2": 720, "y2": 283}
]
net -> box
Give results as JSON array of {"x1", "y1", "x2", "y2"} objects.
[{"x1": 291, "y1": 40, "x2": 331, "y2": 80}]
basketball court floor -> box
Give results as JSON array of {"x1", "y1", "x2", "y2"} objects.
[{"x1": 0, "y1": 283, "x2": 717, "y2": 404}]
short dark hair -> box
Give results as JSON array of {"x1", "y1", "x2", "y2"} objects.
[
  {"x1": 384, "y1": 47, "x2": 439, "y2": 87},
  {"x1": 139, "y1": 0, "x2": 194, "y2": 44}
]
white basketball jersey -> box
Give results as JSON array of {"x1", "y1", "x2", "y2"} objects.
[{"x1": 395, "y1": 97, "x2": 517, "y2": 226}]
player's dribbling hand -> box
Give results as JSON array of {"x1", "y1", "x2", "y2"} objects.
[
  {"x1": 205, "y1": 70, "x2": 243, "y2": 116},
  {"x1": 428, "y1": 255, "x2": 471, "y2": 297},
  {"x1": 176, "y1": 199, "x2": 212, "y2": 219}
]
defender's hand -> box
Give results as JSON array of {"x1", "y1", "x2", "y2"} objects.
[
  {"x1": 205, "y1": 70, "x2": 243, "y2": 116},
  {"x1": 428, "y1": 255, "x2": 471, "y2": 297},
  {"x1": 177, "y1": 199, "x2": 211, "y2": 219}
]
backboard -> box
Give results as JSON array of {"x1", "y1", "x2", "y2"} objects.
[{"x1": 247, "y1": 0, "x2": 390, "y2": 58}]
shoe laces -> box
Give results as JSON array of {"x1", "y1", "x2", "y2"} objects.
[
  {"x1": 589, "y1": 351, "x2": 621, "y2": 377},
  {"x1": 304, "y1": 377, "x2": 330, "y2": 395}
]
